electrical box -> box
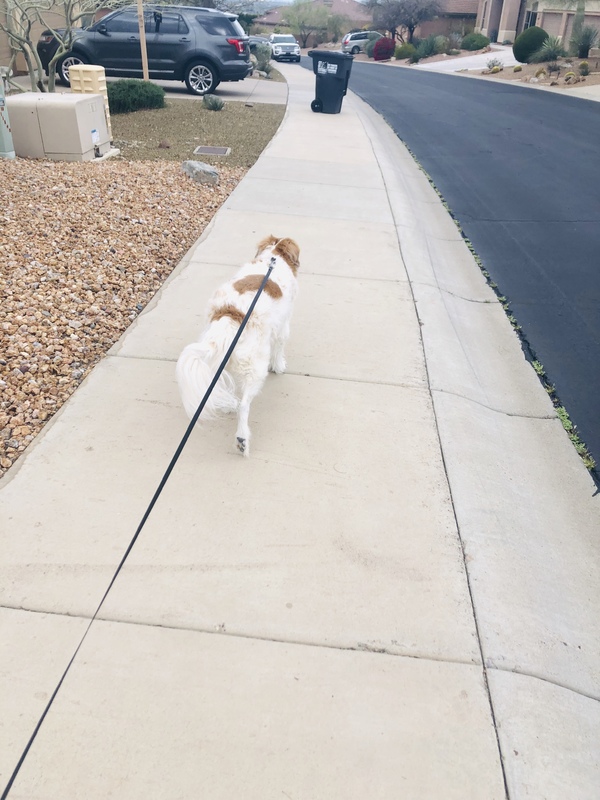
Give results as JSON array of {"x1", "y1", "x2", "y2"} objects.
[
  {"x1": 5, "y1": 92, "x2": 110, "y2": 161},
  {"x1": 68, "y1": 64, "x2": 112, "y2": 141}
]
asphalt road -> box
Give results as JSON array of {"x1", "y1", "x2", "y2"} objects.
[{"x1": 331, "y1": 62, "x2": 600, "y2": 469}]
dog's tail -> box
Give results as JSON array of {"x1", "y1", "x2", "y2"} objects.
[{"x1": 176, "y1": 318, "x2": 240, "y2": 420}]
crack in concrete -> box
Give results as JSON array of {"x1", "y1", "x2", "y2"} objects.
[{"x1": 431, "y1": 388, "x2": 557, "y2": 420}]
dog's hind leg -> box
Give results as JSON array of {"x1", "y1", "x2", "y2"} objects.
[
  {"x1": 235, "y1": 370, "x2": 267, "y2": 457},
  {"x1": 269, "y1": 321, "x2": 290, "y2": 374}
]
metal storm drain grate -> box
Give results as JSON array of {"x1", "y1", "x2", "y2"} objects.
[{"x1": 193, "y1": 145, "x2": 231, "y2": 156}]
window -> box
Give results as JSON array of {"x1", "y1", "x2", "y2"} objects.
[
  {"x1": 103, "y1": 11, "x2": 140, "y2": 33},
  {"x1": 199, "y1": 16, "x2": 237, "y2": 37},
  {"x1": 146, "y1": 11, "x2": 189, "y2": 35}
]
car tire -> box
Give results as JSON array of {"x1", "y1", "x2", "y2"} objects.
[
  {"x1": 185, "y1": 60, "x2": 219, "y2": 96},
  {"x1": 57, "y1": 52, "x2": 88, "y2": 86},
  {"x1": 295, "y1": 57, "x2": 301, "y2": 62},
  {"x1": 351, "y1": 46, "x2": 360, "y2": 55}
]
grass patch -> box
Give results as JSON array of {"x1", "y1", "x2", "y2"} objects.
[{"x1": 111, "y1": 98, "x2": 285, "y2": 167}]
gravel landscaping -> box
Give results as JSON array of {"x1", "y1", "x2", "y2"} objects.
[{"x1": 0, "y1": 99, "x2": 285, "y2": 477}]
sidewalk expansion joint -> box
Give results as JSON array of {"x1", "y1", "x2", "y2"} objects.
[{"x1": 431, "y1": 388, "x2": 557, "y2": 420}]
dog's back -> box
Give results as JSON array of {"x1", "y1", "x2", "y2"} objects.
[{"x1": 176, "y1": 236, "x2": 300, "y2": 456}]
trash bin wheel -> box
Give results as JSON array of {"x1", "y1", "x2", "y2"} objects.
[{"x1": 311, "y1": 99, "x2": 323, "y2": 113}]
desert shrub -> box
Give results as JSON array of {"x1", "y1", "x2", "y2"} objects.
[
  {"x1": 534, "y1": 66, "x2": 547, "y2": 77},
  {"x1": 461, "y1": 32, "x2": 490, "y2": 51},
  {"x1": 571, "y1": 25, "x2": 599, "y2": 58},
  {"x1": 107, "y1": 79, "x2": 165, "y2": 114},
  {"x1": 395, "y1": 43, "x2": 416, "y2": 59},
  {"x1": 415, "y1": 35, "x2": 437, "y2": 59},
  {"x1": 434, "y1": 35, "x2": 449, "y2": 54},
  {"x1": 365, "y1": 36, "x2": 379, "y2": 58},
  {"x1": 254, "y1": 43, "x2": 271, "y2": 71},
  {"x1": 490, "y1": 65, "x2": 502, "y2": 73},
  {"x1": 513, "y1": 26, "x2": 548, "y2": 63},
  {"x1": 448, "y1": 32, "x2": 462, "y2": 50},
  {"x1": 373, "y1": 36, "x2": 395, "y2": 61},
  {"x1": 487, "y1": 57, "x2": 503, "y2": 69},
  {"x1": 448, "y1": 48, "x2": 461, "y2": 55},
  {"x1": 529, "y1": 35, "x2": 566, "y2": 62},
  {"x1": 203, "y1": 94, "x2": 224, "y2": 111},
  {"x1": 513, "y1": 64, "x2": 522, "y2": 72},
  {"x1": 579, "y1": 60, "x2": 590, "y2": 76}
]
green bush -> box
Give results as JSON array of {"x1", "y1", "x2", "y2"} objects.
[
  {"x1": 395, "y1": 43, "x2": 416, "y2": 59},
  {"x1": 416, "y1": 35, "x2": 437, "y2": 59},
  {"x1": 203, "y1": 94, "x2": 224, "y2": 111},
  {"x1": 461, "y1": 32, "x2": 490, "y2": 50},
  {"x1": 512, "y1": 26, "x2": 548, "y2": 63},
  {"x1": 373, "y1": 36, "x2": 395, "y2": 61},
  {"x1": 107, "y1": 79, "x2": 165, "y2": 114},
  {"x1": 434, "y1": 35, "x2": 449, "y2": 54},
  {"x1": 254, "y1": 43, "x2": 271, "y2": 71},
  {"x1": 529, "y1": 35, "x2": 566, "y2": 62}
]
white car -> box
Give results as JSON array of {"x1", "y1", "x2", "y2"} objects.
[{"x1": 269, "y1": 34, "x2": 301, "y2": 62}]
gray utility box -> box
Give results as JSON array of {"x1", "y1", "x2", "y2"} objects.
[{"x1": 6, "y1": 92, "x2": 110, "y2": 161}]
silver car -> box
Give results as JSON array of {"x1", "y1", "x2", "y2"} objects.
[{"x1": 341, "y1": 31, "x2": 383, "y2": 54}]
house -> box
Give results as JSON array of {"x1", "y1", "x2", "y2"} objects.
[
  {"x1": 476, "y1": 0, "x2": 600, "y2": 44},
  {"x1": 418, "y1": 0, "x2": 479, "y2": 38}
]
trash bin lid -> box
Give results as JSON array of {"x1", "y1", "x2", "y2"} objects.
[{"x1": 307, "y1": 49, "x2": 353, "y2": 61}]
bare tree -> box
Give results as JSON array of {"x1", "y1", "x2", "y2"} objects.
[
  {"x1": 366, "y1": 0, "x2": 441, "y2": 43},
  {"x1": 282, "y1": 0, "x2": 328, "y2": 48},
  {"x1": 0, "y1": 0, "x2": 126, "y2": 93}
]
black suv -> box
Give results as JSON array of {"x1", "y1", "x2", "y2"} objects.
[{"x1": 37, "y1": 4, "x2": 251, "y2": 95}]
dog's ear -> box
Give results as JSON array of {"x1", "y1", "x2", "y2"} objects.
[
  {"x1": 255, "y1": 235, "x2": 279, "y2": 256},
  {"x1": 274, "y1": 238, "x2": 300, "y2": 272}
]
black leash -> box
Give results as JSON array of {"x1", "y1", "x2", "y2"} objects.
[{"x1": 1, "y1": 258, "x2": 276, "y2": 800}]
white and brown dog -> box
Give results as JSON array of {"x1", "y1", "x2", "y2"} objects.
[{"x1": 176, "y1": 236, "x2": 300, "y2": 456}]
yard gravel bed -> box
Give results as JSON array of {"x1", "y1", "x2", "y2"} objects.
[{"x1": 0, "y1": 158, "x2": 246, "y2": 477}]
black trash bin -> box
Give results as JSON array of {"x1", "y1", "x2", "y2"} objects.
[{"x1": 307, "y1": 50, "x2": 353, "y2": 114}]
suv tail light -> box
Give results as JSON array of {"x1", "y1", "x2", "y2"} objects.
[
  {"x1": 227, "y1": 37, "x2": 245, "y2": 54},
  {"x1": 39, "y1": 33, "x2": 54, "y2": 44}
]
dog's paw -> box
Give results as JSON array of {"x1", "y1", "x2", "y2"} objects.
[
  {"x1": 269, "y1": 358, "x2": 287, "y2": 374},
  {"x1": 236, "y1": 437, "x2": 249, "y2": 457}
]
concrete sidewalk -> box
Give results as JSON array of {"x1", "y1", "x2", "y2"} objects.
[{"x1": 1, "y1": 64, "x2": 599, "y2": 799}]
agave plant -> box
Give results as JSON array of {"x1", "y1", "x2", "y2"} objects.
[{"x1": 529, "y1": 35, "x2": 567, "y2": 63}]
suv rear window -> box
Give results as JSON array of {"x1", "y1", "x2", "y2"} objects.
[{"x1": 199, "y1": 15, "x2": 239, "y2": 36}]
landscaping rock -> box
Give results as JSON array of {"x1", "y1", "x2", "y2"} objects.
[
  {"x1": 182, "y1": 160, "x2": 219, "y2": 185},
  {"x1": 0, "y1": 158, "x2": 245, "y2": 478}
]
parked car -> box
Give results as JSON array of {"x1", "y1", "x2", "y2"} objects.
[
  {"x1": 36, "y1": 4, "x2": 251, "y2": 96},
  {"x1": 341, "y1": 30, "x2": 384, "y2": 54},
  {"x1": 268, "y1": 34, "x2": 301, "y2": 62},
  {"x1": 248, "y1": 35, "x2": 269, "y2": 53}
]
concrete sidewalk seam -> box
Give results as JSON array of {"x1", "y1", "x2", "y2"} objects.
[{"x1": 0, "y1": 602, "x2": 482, "y2": 667}]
